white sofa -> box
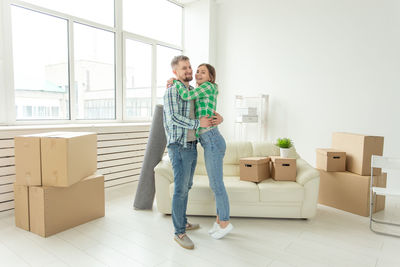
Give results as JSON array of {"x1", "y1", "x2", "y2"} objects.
[{"x1": 154, "y1": 141, "x2": 320, "y2": 219}]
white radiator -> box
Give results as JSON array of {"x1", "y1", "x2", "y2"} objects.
[{"x1": 0, "y1": 123, "x2": 150, "y2": 212}]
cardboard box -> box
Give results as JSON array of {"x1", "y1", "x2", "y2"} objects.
[
  {"x1": 41, "y1": 132, "x2": 97, "y2": 187},
  {"x1": 318, "y1": 171, "x2": 386, "y2": 217},
  {"x1": 332, "y1": 132, "x2": 384, "y2": 176},
  {"x1": 29, "y1": 174, "x2": 105, "y2": 237},
  {"x1": 270, "y1": 156, "x2": 297, "y2": 181},
  {"x1": 14, "y1": 132, "x2": 63, "y2": 186},
  {"x1": 239, "y1": 157, "x2": 270, "y2": 182},
  {"x1": 316, "y1": 148, "x2": 346, "y2": 172},
  {"x1": 13, "y1": 184, "x2": 30, "y2": 231}
]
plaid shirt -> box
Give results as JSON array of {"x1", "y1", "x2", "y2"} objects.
[
  {"x1": 174, "y1": 80, "x2": 218, "y2": 135},
  {"x1": 163, "y1": 82, "x2": 200, "y2": 147}
]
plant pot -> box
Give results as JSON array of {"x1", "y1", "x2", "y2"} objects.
[{"x1": 280, "y1": 148, "x2": 290, "y2": 158}]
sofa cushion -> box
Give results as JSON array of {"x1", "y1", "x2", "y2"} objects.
[
  {"x1": 252, "y1": 142, "x2": 300, "y2": 159},
  {"x1": 258, "y1": 178, "x2": 304, "y2": 202},
  {"x1": 197, "y1": 141, "x2": 253, "y2": 165},
  {"x1": 195, "y1": 141, "x2": 252, "y2": 176},
  {"x1": 194, "y1": 163, "x2": 241, "y2": 177},
  {"x1": 169, "y1": 175, "x2": 260, "y2": 203}
]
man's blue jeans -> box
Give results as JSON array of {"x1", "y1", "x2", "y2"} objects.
[
  {"x1": 199, "y1": 128, "x2": 230, "y2": 221},
  {"x1": 168, "y1": 142, "x2": 197, "y2": 235}
]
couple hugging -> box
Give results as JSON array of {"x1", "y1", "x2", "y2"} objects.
[{"x1": 163, "y1": 55, "x2": 233, "y2": 249}]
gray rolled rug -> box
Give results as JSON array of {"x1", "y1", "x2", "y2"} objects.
[{"x1": 133, "y1": 104, "x2": 167, "y2": 210}]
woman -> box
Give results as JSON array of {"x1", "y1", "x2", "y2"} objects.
[{"x1": 168, "y1": 63, "x2": 233, "y2": 239}]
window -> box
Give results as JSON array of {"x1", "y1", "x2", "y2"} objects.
[
  {"x1": 74, "y1": 23, "x2": 115, "y2": 120},
  {"x1": 11, "y1": 6, "x2": 69, "y2": 120},
  {"x1": 84, "y1": 99, "x2": 114, "y2": 119},
  {"x1": 125, "y1": 39, "x2": 152, "y2": 119},
  {"x1": 123, "y1": 0, "x2": 182, "y2": 46},
  {"x1": 156, "y1": 45, "x2": 181, "y2": 104},
  {"x1": 4, "y1": 0, "x2": 183, "y2": 124},
  {"x1": 20, "y1": 0, "x2": 114, "y2": 26}
]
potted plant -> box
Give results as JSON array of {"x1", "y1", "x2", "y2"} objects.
[{"x1": 275, "y1": 138, "x2": 293, "y2": 158}]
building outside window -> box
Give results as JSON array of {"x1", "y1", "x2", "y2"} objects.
[{"x1": 5, "y1": 0, "x2": 183, "y2": 123}]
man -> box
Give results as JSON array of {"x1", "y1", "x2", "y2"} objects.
[{"x1": 163, "y1": 55, "x2": 222, "y2": 249}]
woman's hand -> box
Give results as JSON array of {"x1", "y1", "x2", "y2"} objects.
[
  {"x1": 211, "y1": 112, "x2": 223, "y2": 126},
  {"x1": 166, "y1": 77, "x2": 176, "y2": 88}
]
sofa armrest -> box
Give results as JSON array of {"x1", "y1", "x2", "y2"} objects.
[
  {"x1": 154, "y1": 159, "x2": 174, "y2": 183},
  {"x1": 154, "y1": 159, "x2": 174, "y2": 214},
  {"x1": 296, "y1": 159, "x2": 320, "y2": 185}
]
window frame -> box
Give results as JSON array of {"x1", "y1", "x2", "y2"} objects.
[
  {"x1": 122, "y1": 32, "x2": 182, "y2": 122},
  {"x1": 1, "y1": 0, "x2": 184, "y2": 125}
]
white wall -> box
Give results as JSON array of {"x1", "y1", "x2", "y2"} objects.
[
  {"x1": 213, "y1": 0, "x2": 400, "y2": 175},
  {"x1": 183, "y1": 0, "x2": 211, "y2": 72}
]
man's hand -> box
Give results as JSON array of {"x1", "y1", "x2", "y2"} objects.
[
  {"x1": 200, "y1": 116, "x2": 212, "y2": 128},
  {"x1": 211, "y1": 111, "x2": 223, "y2": 126},
  {"x1": 166, "y1": 77, "x2": 176, "y2": 88}
]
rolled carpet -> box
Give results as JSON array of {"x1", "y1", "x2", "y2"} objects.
[{"x1": 133, "y1": 104, "x2": 166, "y2": 209}]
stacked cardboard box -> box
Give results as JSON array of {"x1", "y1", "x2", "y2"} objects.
[
  {"x1": 239, "y1": 156, "x2": 297, "y2": 182},
  {"x1": 239, "y1": 157, "x2": 270, "y2": 182},
  {"x1": 317, "y1": 132, "x2": 385, "y2": 217},
  {"x1": 270, "y1": 156, "x2": 297, "y2": 181},
  {"x1": 13, "y1": 132, "x2": 105, "y2": 237}
]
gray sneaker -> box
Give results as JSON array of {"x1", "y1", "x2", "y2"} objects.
[
  {"x1": 185, "y1": 222, "x2": 200, "y2": 231},
  {"x1": 174, "y1": 234, "x2": 194, "y2": 249}
]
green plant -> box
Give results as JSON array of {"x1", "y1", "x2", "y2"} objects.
[{"x1": 275, "y1": 138, "x2": 293, "y2": 148}]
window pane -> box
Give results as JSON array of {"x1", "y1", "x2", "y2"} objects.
[
  {"x1": 74, "y1": 23, "x2": 115, "y2": 120},
  {"x1": 125, "y1": 39, "x2": 152, "y2": 119},
  {"x1": 123, "y1": 0, "x2": 182, "y2": 46},
  {"x1": 11, "y1": 6, "x2": 69, "y2": 120},
  {"x1": 21, "y1": 0, "x2": 114, "y2": 26},
  {"x1": 156, "y1": 46, "x2": 181, "y2": 105}
]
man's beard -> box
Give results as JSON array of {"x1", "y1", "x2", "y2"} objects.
[{"x1": 182, "y1": 76, "x2": 193, "y2": 82}]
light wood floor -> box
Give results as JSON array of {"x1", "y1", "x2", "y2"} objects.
[{"x1": 0, "y1": 182, "x2": 399, "y2": 267}]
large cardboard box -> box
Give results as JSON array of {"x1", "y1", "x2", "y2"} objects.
[
  {"x1": 318, "y1": 171, "x2": 386, "y2": 217},
  {"x1": 14, "y1": 132, "x2": 62, "y2": 186},
  {"x1": 29, "y1": 174, "x2": 105, "y2": 237},
  {"x1": 332, "y1": 132, "x2": 384, "y2": 176},
  {"x1": 41, "y1": 132, "x2": 97, "y2": 187},
  {"x1": 239, "y1": 157, "x2": 270, "y2": 182},
  {"x1": 316, "y1": 148, "x2": 346, "y2": 172},
  {"x1": 13, "y1": 184, "x2": 30, "y2": 231},
  {"x1": 270, "y1": 156, "x2": 297, "y2": 181}
]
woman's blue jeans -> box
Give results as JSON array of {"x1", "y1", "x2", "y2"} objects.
[{"x1": 199, "y1": 128, "x2": 230, "y2": 221}]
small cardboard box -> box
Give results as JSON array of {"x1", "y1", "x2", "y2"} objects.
[
  {"x1": 41, "y1": 132, "x2": 97, "y2": 187},
  {"x1": 270, "y1": 156, "x2": 297, "y2": 181},
  {"x1": 13, "y1": 184, "x2": 30, "y2": 231},
  {"x1": 14, "y1": 132, "x2": 63, "y2": 186},
  {"x1": 239, "y1": 157, "x2": 270, "y2": 182},
  {"x1": 332, "y1": 132, "x2": 384, "y2": 176},
  {"x1": 29, "y1": 174, "x2": 105, "y2": 237},
  {"x1": 318, "y1": 171, "x2": 386, "y2": 217},
  {"x1": 316, "y1": 148, "x2": 346, "y2": 172}
]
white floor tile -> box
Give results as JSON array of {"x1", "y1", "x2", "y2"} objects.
[
  {"x1": 0, "y1": 227, "x2": 60, "y2": 267},
  {"x1": 84, "y1": 244, "x2": 146, "y2": 267},
  {"x1": 1, "y1": 182, "x2": 400, "y2": 267},
  {"x1": 0, "y1": 242, "x2": 30, "y2": 267}
]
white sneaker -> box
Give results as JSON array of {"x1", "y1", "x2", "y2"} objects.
[
  {"x1": 208, "y1": 222, "x2": 219, "y2": 235},
  {"x1": 211, "y1": 223, "x2": 234, "y2": 239}
]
